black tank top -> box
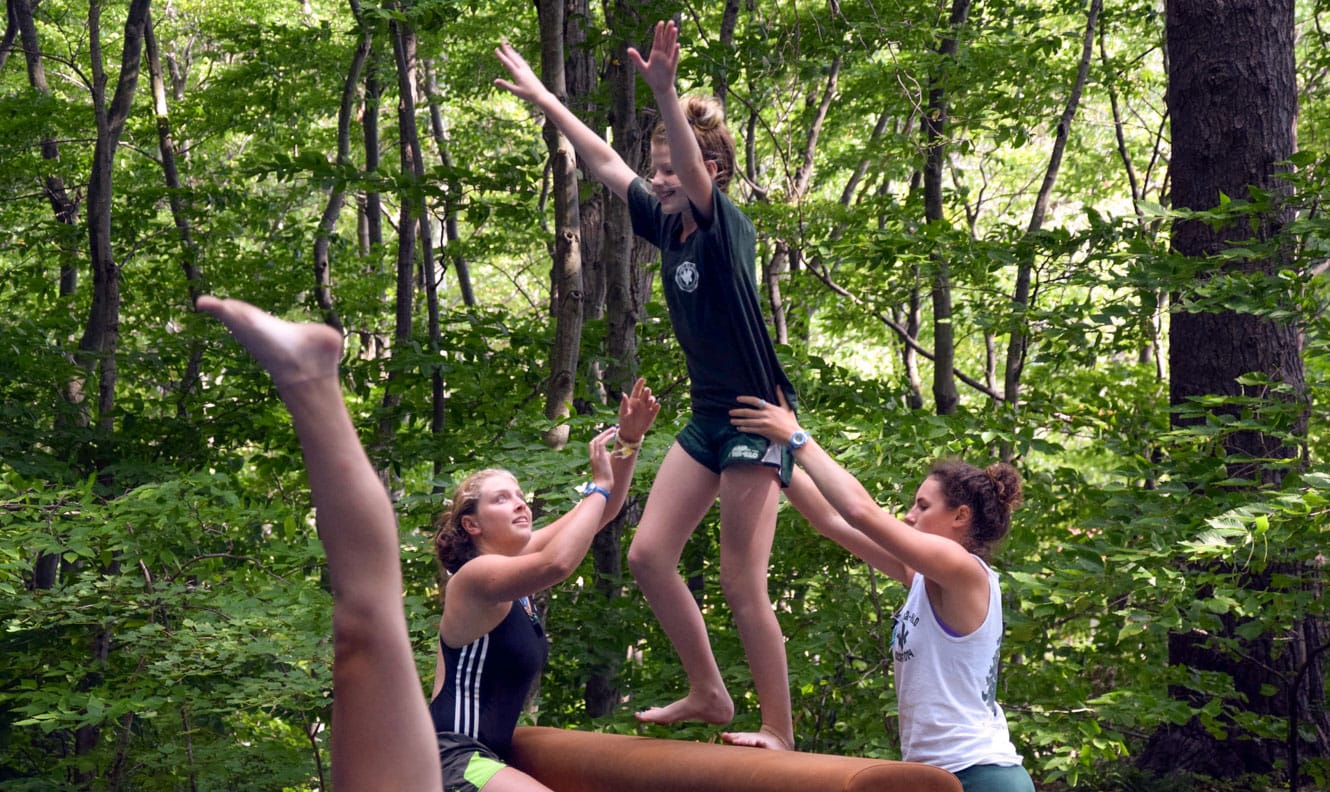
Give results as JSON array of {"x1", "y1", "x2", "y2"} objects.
[{"x1": 429, "y1": 597, "x2": 548, "y2": 758}]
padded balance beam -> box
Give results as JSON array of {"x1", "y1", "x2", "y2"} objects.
[{"x1": 510, "y1": 726, "x2": 963, "y2": 792}]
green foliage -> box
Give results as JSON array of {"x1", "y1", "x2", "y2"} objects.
[{"x1": 3, "y1": 0, "x2": 1330, "y2": 788}]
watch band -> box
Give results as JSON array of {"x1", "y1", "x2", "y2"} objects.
[{"x1": 580, "y1": 482, "x2": 611, "y2": 501}]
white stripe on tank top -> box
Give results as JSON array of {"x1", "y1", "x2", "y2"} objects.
[{"x1": 453, "y1": 634, "x2": 489, "y2": 738}]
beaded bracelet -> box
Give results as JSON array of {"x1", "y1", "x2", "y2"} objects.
[{"x1": 611, "y1": 434, "x2": 643, "y2": 459}]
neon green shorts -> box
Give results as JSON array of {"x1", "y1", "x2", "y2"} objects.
[{"x1": 436, "y1": 732, "x2": 506, "y2": 791}]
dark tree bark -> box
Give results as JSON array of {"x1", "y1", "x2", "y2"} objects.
[
  {"x1": 13, "y1": 0, "x2": 86, "y2": 594},
  {"x1": 761, "y1": 55, "x2": 839, "y2": 347},
  {"x1": 1002, "y1": 0, "x2": 1099, "y2": 411},
  {"x1": 922, "y1": 0, "x2": 969, "y2": 416},
  {"x1": 563, "y1": 0, "x2": 604, "y2": 407},
  {"x1": 535, "y1": 0, "x2": 584, "y2": 450},
  {"x1": 601, "y1": 0, "x2": 652, "y2": 399},
  {"x1": 713, "y1": 0, "x2": 740, "y2": 106},
  {"x1": 581, "y1": 0, "x2": 657, "y2": 719},
  {"x1": 77, "y1": 0, "x2": 150, "y2": 444},
  {"x1": 423, "y1": 58, "x2": 476, "y2": 307},
  {"x1": 374, "y1": 12, "x2": 420, "y2": 473},
  {"x1": 146, "y1": 9, "x2": 211, "y2": 421},
  {"x1": 146, "y1": 10, "x2": 199, "y2": 295},
  {"x1": 0, "y1": 0, "x2": 18, "y2": 73},
  {"x1": 1139, "y1": 1, "x2": 1328, "y2": 784},
  {"x1": 12, "y1": 0, "x2": 81, "y2": 296},
  {"x1": 361, "y1": 44, "x2": 385, "y2": 255},
  {"x1": 1000, "y1": 0, "x2": 1100, "y2": 460},
  {"x1": 311, "y1": 2, "x2": 374, "y2": 332}
]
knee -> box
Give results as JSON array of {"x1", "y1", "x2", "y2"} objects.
[
  {"x1": 330, "y1": 604, "x2": 377, "y2": 663},
  {"x1": 719, "y1": 566, "x2": 770, "y2": 613},
  {"x1": 627, "y1": 538, "x2": 665, "y2": 582}
]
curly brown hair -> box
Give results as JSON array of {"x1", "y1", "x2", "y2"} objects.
[
  {"x1": 651, "y1": 94, "x2": 737, "y2": 193},
  {"x1": 927, "y1": 459, "x2": 1023, "y2": 562},
  {"x1": 433, "y1": 469, "x2": 518, "y2": 575}
]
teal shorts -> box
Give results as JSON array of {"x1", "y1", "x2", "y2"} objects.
[
  {"x1": 677, "y1": 411, "x2": 793, "y2": 486},
  {"x1": 436, "y1": 732, "x2": 506, "y2": 792},
  {"x1": 953, "y1": 763, "x2": 1035, "y2": 792}
]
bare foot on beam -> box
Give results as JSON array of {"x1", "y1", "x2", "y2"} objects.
[
  {"x1": 721, "y1": 725, "x2": 794, "y2": 751},
  {"x1": 634, "y1": 689, "x2": 734, "y2": 725}
]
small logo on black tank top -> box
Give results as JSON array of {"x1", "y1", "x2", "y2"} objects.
[{"x1": 675, "y1": 260, "x2": 700, "y2": 293}]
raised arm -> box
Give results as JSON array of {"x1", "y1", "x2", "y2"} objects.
[
  {"x1": 628, "y1": 20, "x2": 715, "y2": 221},
  {"x1": 782, "y1": 468, "x2": 910, "y2": 584},
  {"x1": 599, "y1": 377, "x2": 661, "y2": 525},
  {"x1": 494, "y1": 41, "x2": 638, "y2": 200},
  {"x1": 457, "y1": 428, "x2": 617, "y2": 608},
  {"x1": 730, "y1": 394, "x2": 977, "y2": 591}
]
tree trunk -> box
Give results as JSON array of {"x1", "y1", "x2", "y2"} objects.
[
  {"x1": 361, "y1": 45, "x2": 384, "y2": 255},
  {"x1": 0, "y1": 0, "x2": 17, "y2": 73},
  {"x1": 13, "y1": 0, "x2": 81, "y2": 298},
  {"x1": 580, "y1": 0, "x2": 658, "y2": 719},
  {"x1": 564, "y1": 0, "x2": 604, "y2": 405},
  {"x1": 923, "y1": 0, "x2": 970, "y2": 416},
  {"x1": 423, "y1": 58, "x2": 476, "y2": 307},
  {"x1": 145, "y1": 10, "x2": 200, "y2": 298},
  {"x1": 375, "y1": 13, "x2": 418, "y2": 472},
  {"x1": 311, "y1": 11, "x2": 372, "y2": 332},
  {"x1": 536, "y1": 0, "x2": 584, "y2": 450},
  {"x1": 1001, "y1": 0, "x2": 1100, "y2": 457},
  {"x1": 762, "y1": 55, "x2": 839, "y2": 347},
  {"x1": 1140, "y1": 0, "x2": 1328, "y2": 783},
  {"x1": 602, "y1": 0, "x2": 652, "y2": 397},
  {"x1": 78, "y1": 0, "x2": 150, "y2": 440}
]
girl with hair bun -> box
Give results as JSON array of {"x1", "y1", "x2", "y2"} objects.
[
  {"x1": 730, "y1": 394, "x2": 1035, "y2": 792},
  {"x1": 495, "y1": 20, "x2": 799, "y2": 750}
]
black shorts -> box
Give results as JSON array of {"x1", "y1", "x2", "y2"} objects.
[
  {"x1": 436, "y1": 732, "x2": 507, "y2": 792},
  {"x1": 677, "y1": 411, "x2": 793, "y2": 486}
]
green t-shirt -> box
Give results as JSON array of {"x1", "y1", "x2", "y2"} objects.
[{"x1": 627, "y1": 177, "x2": 795, "y2": 418}]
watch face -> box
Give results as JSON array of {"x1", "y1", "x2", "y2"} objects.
[
  {"x1": 579, "y1": 482, "x2": 594, "y2": 495},
  {"x1": 790, "y1": 430, "x2": 809, "y2": 449}
]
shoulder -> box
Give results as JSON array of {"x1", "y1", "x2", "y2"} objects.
[{"x1": 710, "y1": 185, "x2": 753, "y2": 230}]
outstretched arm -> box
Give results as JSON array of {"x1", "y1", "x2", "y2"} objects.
[
  {"x1": 628, "y1": 20, "x2": 714, "y2": 222},
  {"x1": 452, "y1": 429, "x2": 616, "y2": 607},
  {"x1": 730, "y1": 393, "x2": 974, "y2": 590},
  {"x1": 782, "y1": 468, "x2": 909, "y2": 584},
  {"x1": 495, "y1": 41, "x2": 637, "y2": 200},
  {"x1": 600, "y1": 377, "x2": 661, "y2": 525},
  {"x1": 197, "y1": 296, "x2": 441, "y2": 792}
]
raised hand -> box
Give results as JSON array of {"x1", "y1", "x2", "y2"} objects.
[
  {"x1": 616, "y1": 377, "x2": 660, "y2": 444},
  {"x1": 493, "y1": 41, "x2": 549, "y2": 104},
  {"x1": 627, "y1": 20, "x2": 680, "y2": 96},
  {"x1": 588, "y1": 426, "x2": 616, "y2": 492}
]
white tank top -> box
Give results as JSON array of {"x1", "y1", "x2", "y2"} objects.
[{"x1": 892, "y1": 556, "x2": 1023, "y2": 772}]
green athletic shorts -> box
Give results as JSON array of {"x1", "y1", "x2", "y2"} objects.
[
  {"x1": 953, "y1": 762, "x2": 1035, "y2": 792},
  {"x1": 436, "y1": 732, "x2": 506, "y2": 792},
  {"x1": 678, "y1": 411, "x2": 793, "y2": 486}
]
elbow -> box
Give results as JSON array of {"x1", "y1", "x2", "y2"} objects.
[
  {"x1": 839, "y1": 497, "x2": 882, "y2": 530},
  {"x1": 535, "y1": 554, "x2": 580, "y2": 588}
]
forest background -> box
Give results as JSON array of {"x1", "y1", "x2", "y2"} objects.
[{"x1": 2, "y1": 0, "x2": 1329, "y2": 789}]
